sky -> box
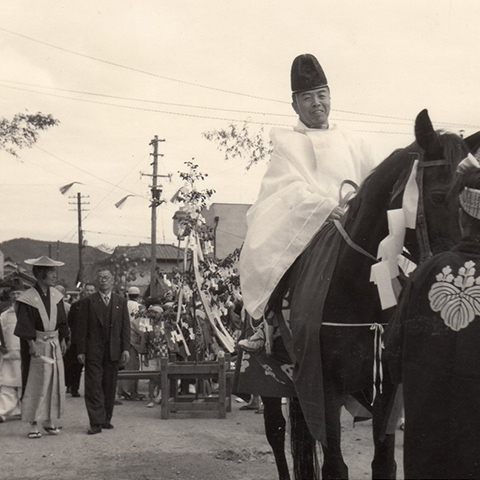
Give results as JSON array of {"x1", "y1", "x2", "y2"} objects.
[{"x1": 1, "y1": 0, "x2": 480, "y2": 252}]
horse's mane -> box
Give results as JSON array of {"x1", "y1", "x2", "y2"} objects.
[{"x1": 436, "y1": 131, "x2": 469, "y2": 174}]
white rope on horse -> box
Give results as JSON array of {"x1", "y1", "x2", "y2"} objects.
[{"x1": 322, "y1": 321, "x2": 386, "y2": 405}]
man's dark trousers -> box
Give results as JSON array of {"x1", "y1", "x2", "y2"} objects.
[
  {"x1": 84, "y1": 298, "x2": 118, "y2": 426},
  {"x1": 84, "y1": 343, "x2": 119, "y2": 425}
]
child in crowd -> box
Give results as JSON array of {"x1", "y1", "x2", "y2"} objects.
[{"x1": 144, "y1": 303, "x2": 179, "y2": 407}]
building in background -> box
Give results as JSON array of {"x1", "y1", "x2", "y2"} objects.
[
  {"x1": 87, "y1": 243, "x2": 184, "y2": 296},
  {"x1": 202, "y1": 203, "x2": 251, "y2": 259},
  {"x1": 2, "y1": 260, "x2": 35, "y2": 289}
]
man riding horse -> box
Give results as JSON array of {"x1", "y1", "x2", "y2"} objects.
[{"x1": 236, "y1": 53, "x2": 378, "y2": 479}]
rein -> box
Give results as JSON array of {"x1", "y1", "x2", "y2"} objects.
[
  {"x1": 334, "y1": 156, "x2": 451, "y2": 267},
  {"x1": 328, "y1": 155, "x2": 451, "y2": 404}
]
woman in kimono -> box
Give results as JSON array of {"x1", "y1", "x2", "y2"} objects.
[
  {"x1": 14, "y1": 256, "x2": 69, "y2": 438},
  {"x1": 0, "y1": 284, "x2": 24, "y2": 422}
]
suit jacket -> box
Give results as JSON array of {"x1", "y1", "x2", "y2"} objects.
[
  {"x1": 77, "y1": 292, "x2": 130, "y2": 362},
  {"x1": 67, "y1": 300, "x2": 81, "y2": 345}
]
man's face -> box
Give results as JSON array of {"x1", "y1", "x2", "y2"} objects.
[
  {"x1": 9, "y1": 290, "x2": 23, "y2": 302},
  {"x1": 42, "y1": 268, "x2": 57, "y2": 288},
  {"x1": 292, "y1": 87, "x2": 331, "y2": 128},
  {"x1": 84, "y1": 284, "x2": 96, "y2": 296},
  {"x1": 96, "y1": 271, "x2": 113, "y2": 293}
]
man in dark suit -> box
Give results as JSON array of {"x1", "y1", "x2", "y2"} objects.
[
  {"x1": 65, "y1": 283, "x2": 96, "y2": 397},
  {"x1": 77, "y1": 269, "x2": 130, "y2": 435}
]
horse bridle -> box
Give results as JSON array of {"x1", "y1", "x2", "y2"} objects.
[
  {"x1": 335, "y1": 154, "x2": 451, "y2": 266},
  {"x1": 414, "y1": 155, "x2": 451, "y2": 264}
]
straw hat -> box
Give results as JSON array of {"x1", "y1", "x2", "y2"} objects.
[{"x1": 24, "y1": 256, "x2": 65, "y2": 267}]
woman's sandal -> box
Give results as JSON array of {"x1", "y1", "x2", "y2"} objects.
[
  {"x1": 43, "y1": 426, "x2": 61, "y2": 435},
  {"x1": 28, "y1": 431, "x2": 42, "y2": 439}
]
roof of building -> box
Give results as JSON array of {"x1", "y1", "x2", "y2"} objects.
[
  {"x1": 110, "y1": 243, "x2": 183, "y2": 261},
  {"x1": 4, "y1": 270, "x2": 36, "y2": 284}
]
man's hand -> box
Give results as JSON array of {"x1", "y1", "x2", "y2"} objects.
[
  {"x1": 28, "y1": 340, "x2": 39, "y2": 358},
  {"x1": 120, "y1": 350, "x2": 130, "y2": 367},
  {"x1": 61, "y1": 339, "x2": 67, "y2": 356},
  {"x1": 77, "y1": 353, "x2": 86, "y2": 365},
  {"x1": 265, "y1": 322, "x2": 274, "y2": 356},
  {"x1": 327, "y1": 205, "x2": 346, "y2": 222}
]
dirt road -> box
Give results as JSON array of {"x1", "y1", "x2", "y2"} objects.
[{"x1": 0, "y1": 380, "x2": 404, "y2": 480}]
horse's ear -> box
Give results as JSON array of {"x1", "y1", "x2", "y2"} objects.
[
  {"x1": 464, "y1": 131, "x2": 480, "y2": 155},
  {"x1": 415, "y1": 109, "x2": 438, "y2": 152}
]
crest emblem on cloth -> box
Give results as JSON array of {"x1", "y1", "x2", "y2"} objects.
[{"x1": 428, "y1": 260, "x2": 480, "y2": 331}]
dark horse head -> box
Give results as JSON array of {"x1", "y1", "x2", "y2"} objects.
[
  {"x1": 322, "y1": 109, "x2": 478, "y2": 392},
  {"x1": 347, "y1": 109, "x2": 470, "y2": 263}
]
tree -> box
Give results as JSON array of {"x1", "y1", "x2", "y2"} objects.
[
  {"x1": 0, "y1": 112, "x2": 60, "y2": 157},
  {"x1": 172, "y1": 161, "x2": 216, "y2": 242},
  {"x1": 203, "y1": 121, "x2": 272, "y2": 170}
]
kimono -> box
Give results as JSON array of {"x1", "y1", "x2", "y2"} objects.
[
  {"x1": 14, "y1": 284, "x2": 69, "y2": 423},
  {"x1": 386, "y1": 239, "x2": 480, "y2": 479}
]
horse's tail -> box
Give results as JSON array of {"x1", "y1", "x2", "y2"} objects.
[{"x1": 290, "y1": 398, "x2": 321, "y2": 480}]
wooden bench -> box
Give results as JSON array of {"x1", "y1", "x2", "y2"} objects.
[{"x1": 117, "y1": 354, "x2": 234, "y2": 418}]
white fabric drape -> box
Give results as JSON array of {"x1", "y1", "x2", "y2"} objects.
[{"x1": 240, "y1": 121, "x2": 377, "y2": 319}]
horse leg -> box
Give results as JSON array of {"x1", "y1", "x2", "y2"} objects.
[
  {"x1": 320, "y1": 384, "x2": 349, "y2": 480},
  {"x1": 371, "y1": 375, "x2": 398, "y2": 480},
  {"x1": 262, "y1": 396, "x2": 291, "y2": 480},
  {"x1": 290, "y1": 397, "x2": 320, "y2": 480}
]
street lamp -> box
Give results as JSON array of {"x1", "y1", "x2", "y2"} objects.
[
  {"x1": 173, "y1": 210, "x2": 188, "y2": 239},
  {"x1": 173, "y1": 210, "x2": 188, "y2": 269}
]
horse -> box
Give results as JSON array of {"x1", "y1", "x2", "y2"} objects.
[{"x1": 259, "y1": 109, "x2": 479, "y2": 480}]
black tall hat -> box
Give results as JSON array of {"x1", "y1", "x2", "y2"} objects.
[{"x1": 291, "y1": 54, "x2": 328, "y2": 94}]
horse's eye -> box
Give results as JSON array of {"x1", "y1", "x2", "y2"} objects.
[{"x1": 431, "y1": 192, "x2": 447, "y2": 205}]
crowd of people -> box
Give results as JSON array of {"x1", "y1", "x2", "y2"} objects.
[
  {"x1": 0, "y1": 261, "x2": 243, "y2": 438},
  {"x1": 3, "y1": 51, "x2": 480, "y2": 479}
]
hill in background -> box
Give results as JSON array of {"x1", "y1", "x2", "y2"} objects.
[{"x1": 0, "y1": 238, "x2": 109, "y2": 289}]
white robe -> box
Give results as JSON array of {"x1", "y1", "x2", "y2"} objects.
[
  {"x1": 0, "y1": 307, "x2": 21, "y2": 387},
  {"x1": 0, "y1": 307, "x2": 22, "y2": 418},
  {"x1": 239, "y1": 121, "x2": 378, "y2": 319}
]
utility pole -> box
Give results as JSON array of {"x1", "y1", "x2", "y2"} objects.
[
  {"x1": 69, "y1": 192, "x2": 89, "y2": 285},
  {"x1": 141, "y1": 136, "x2": 169, "y2": 297}
]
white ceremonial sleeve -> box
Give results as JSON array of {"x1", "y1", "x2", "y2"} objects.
[{"x1": 240, "y1": 127, "x2": 338, "y2": 319}]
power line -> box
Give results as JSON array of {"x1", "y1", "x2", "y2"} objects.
[
  {"x1": 0, "y1": 82, "x2": 426, "y2": 134},
  {"x1": 34, "y1": 145, "x2": 149, "y2": 198},
  {"x1": 0, "y1": 83, "x2": 291, "y2": 127},
  {"x1": 0, "y1": 183, "x2": 59, "y2": 187},
  {"x1": 0, "y1": 78, "x2": 293, "y2": 117},
  {"x1": 0, "y1": 26, "x2": 286, "y2": 104},
  {"x1": 83, "y1": 229, "x2": 151, "y2": 240},
  {"x1": 82, "y1": 153, "x2": 150, "y2": 223},
  {"x1": 3, "y1": 78, "x2": 479, "y2": 129},
  {"x1": 3, "y1": 27, "x2": 479, "y2": 129}
]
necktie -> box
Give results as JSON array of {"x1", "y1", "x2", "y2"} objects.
[{"x1": 103, "y1": 295, "x2": 110, "y2": 306}]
